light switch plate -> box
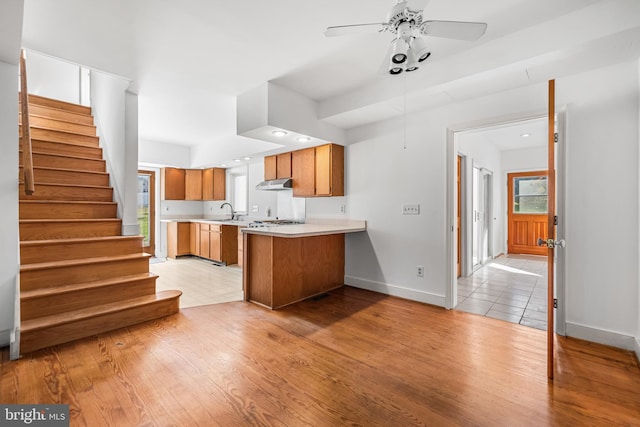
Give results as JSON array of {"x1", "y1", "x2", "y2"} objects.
[{"x1": 402, "y1": 204, "x2": 420, "y2": 215}]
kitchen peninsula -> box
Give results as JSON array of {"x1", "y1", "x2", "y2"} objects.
[{"x1": 242, "y1": 219, "x2": 366, "y2": 309}]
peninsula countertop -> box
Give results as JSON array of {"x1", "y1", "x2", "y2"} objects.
[{"x1": 241, "y1": 219, "x2": 366, "y2": 238}]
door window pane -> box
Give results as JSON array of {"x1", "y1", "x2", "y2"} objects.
[{"x1": 514, "y1": 176, "x2": 547, "y2": 213}]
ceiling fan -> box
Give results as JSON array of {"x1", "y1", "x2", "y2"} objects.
[{"x1": 324, "y1": 0, "x2": 487, "y2": 75}]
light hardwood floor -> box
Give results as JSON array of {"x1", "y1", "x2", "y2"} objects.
[{"x1": 2, "y1": 286, "x2": 639, "y2": 426}]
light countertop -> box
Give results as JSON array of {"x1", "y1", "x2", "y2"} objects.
[{"x1": 241, "y1": 219, "x2": 366, "y2": 238}]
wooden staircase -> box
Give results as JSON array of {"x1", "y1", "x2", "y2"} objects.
[{"x1": 18, "y1": 94, "x2": 181, "y2": 354}]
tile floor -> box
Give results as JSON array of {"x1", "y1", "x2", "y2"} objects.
[
  {"x1": 151, "y1": 257, "x2": 243, "y2": 308},
  {"x1": 455, "y1": 254, "x2": 548, "y2": 330}
]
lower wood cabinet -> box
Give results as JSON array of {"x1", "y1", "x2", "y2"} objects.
[{"x1": 167, "y1": 221, "x2": 238, "y2": 264}]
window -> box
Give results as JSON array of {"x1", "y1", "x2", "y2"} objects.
[
  {"x1": 230, "y1": 169, "x2": 248, "y2": 214},
  {"x1": 513, "y1": 175, "x2": 548, "y2": 214}
]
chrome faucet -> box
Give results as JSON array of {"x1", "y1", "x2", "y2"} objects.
[{"x1": 220, "y1": 202, "x2": 235, "y2": 220}]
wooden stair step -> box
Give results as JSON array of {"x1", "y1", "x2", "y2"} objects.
[
  {"x1": 22, "y1": 103, "x2": 94, "y2": 125},
  {"x1": 19, "y1": 200, "x2": 117, "y2": 219},
  {"x1": 26, "y1": 93, "x2": 92, "y2": 115},
  {"x1": 20, "y1": 218, "x2": 121, "y2": 241},
  {"x1": 21, "y1": 115, "x2": 97, "y2": 137},
  {"x1": 20, "y1": 253, "x2": 152, "y2": 291},
  {"x1": 21, "y1": 235, "x2": 144, "y2": 264},
  {"x1": 19, "y1": 182, "x2": 113, "y2": 202},
  {"x1": 21, "y1": 273, "x2": 159, "y2": 320},
  {"x1": 22, "y1": 126, "x2": 99, "y2": 147},
  {"x1": 28, "y1": 138, "x2": 103, "y2": 159},
  {"x1": 19, "y1": 290, "x2": 182, "y2": 353},
  {"x1": 20, "y1": 166, "x2": 109, "y2": 186},
  {"x1": 21, "y1": 150, "x2": 106, "y2": 172}
]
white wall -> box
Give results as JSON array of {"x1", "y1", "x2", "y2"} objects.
[
  {"x1": 343, "y1": 61, "x2": 639, "y2": 349},
  {"x1": 0, "y1": 61, "x2": 20, "y2": 347},
  {"x1": 139, "y1": 139, "x2": 191, "y2": 168},
  {"x1": 637, "y1": 59, "x2": 640, "y2": 359},
  {"x1": 25, "y1": 50, "x2": 83, "y2": 105},
  {"x1": 90, "y1": 70, "x2": 139, "y2": 235}
]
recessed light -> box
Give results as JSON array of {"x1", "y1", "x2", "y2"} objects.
[
  {"x1": 243, "y1": 157, "x2": 251, "y2": 161},
  {"x1": 233, "y1": 159, "x2": 241, "y2": 162},
  {"x1": 272, "y1": 130, "x2": 287, "y2": 137},
  {"x1": 296, "y1": 136, "x2": 311, "y2": 143},
  {"x1": 520, "y1": 133, "x2": 531, "y2": 138},
  {"x1": 220, "y1": 164, "x2": 228, "y2": 167}
]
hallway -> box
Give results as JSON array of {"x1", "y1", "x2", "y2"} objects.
[{"x1": 455, "y1": 254, "x2": 548, "y2": 330}]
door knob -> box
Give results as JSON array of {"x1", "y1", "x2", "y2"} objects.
[{"x1": 537, "y1": 238, "x2": 566, "y2": 248}]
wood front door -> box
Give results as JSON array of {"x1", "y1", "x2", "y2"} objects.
[{"x1": 507, "y1": 171, "x2": 548, "y2": 256}]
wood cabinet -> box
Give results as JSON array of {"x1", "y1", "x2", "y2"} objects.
[
  {"x1": 185, "y1": 169, "x2": 203, "y2": 200},
  {"x1": 161, "y1": 168, "x2": 186, "y2": 200},
  {"x1": 264, "y1": 156, "x2": 277, "y2": 180},
  {"x1": 237, "y1": 227, "x2": 245, "y2": 268},
  {"x1": 291, "y1": 147, "x2": 316, "y2": 197},
  {"x1": 202, "y1": 168, "x2": 226, "y2": 201},
  {"x1": 167, "y1": 222, "x2": 191, "y2": 258},
  {"x1": 264, "y1": 152, "x2": 293, "y2": 181},
  {"x1": 291, "y1": 143, "x2": 343, "y2": 197}
]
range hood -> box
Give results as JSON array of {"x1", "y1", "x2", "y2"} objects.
[{"x1": 255, "y1": 178, "x2": 293, "y2": 191}]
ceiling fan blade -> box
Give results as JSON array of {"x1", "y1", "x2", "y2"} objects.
[
  {"x1": 405, "y1": 0, "x2": 430, "y2": 12},
  {"x1": 421, "y1": 20, "x2": 487, "y2": 41},
  {"x1": 324, "y1": 23, "x2": 387, "y2": 37}
]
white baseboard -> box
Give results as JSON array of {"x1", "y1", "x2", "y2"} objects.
[
  {"x1": 344, "y1": 275, "x2": 446, "y2": 307},
  {"x1": 565, "y1": 322, "x2": 636, "y2": 351},
  {"x1": 122, "y1": 223, "x2": 141, "y2": 236},
  {"x1": 634, "y1": 337, "x2": 640, "y2": 362},
  {"x1": 0, "y1": 329, "x2": 10, "y2": 347}
]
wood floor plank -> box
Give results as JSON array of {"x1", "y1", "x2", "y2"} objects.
[{"x1": 2, "y1": 287, "x2": 639, "y2": 426}]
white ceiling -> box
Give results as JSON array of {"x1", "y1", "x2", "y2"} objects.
[{"x1": 18, "y1": 0, "x2": 640, "y2": 165}]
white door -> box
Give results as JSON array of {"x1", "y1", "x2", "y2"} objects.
[{"x1": 472, "y1": 167, "x2": 493, "y2": 269}]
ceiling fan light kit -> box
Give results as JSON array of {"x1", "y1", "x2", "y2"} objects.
[{"x1": 325, "y1": 0, "x2": 487, "y2": 76}]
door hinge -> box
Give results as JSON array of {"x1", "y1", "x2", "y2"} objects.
[
  {"x1": 553, "y1": 298, "x2": 558, "y2": 309},
  {"x1": 554, "y1": 133, "x2": 558, "y2": 143},
  {"x1": 554, "y1": 215, "x2": 558, "y2": 225}
]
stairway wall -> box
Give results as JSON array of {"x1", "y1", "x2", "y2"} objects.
[{"x1": 0, "y1": 60, "x2": 20, "y2": 346}]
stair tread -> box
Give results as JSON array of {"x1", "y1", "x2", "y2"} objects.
[
  {"x1": 25, "y1": 113, "x2": 96, "y2": 127},
  {"x1": 21, "y1": 290, "x2": 182, "y2": 332},
  {"x1": 25, "y1": 94, "x2": 92, "y2": 114},
  {"x1": 20, "y1": 252, "x2": 151, "y2": 272},
  {"x1": 22, "y1": 149, "x2": 105, "y2": 162},
  {"x1": 20, "y1": 200, "x2": 116, "y2": 205},
  {"x1": 22, "y1": 102, "x2": 94, "y2": 118},
  {"x1": 21, "y1": 235, "x2": 142, "y2": 247},
  {"x1": 26, "y1": 165, "x2": 108, "y2": 175},
  {"x1": 23, "y1": 182, "x2": 112, "y2": 190},
  {"x1": 21, "y1": 272, "x2": 158, "y2": 299}
]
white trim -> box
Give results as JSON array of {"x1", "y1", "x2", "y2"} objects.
[
  {"x1": 345, "y1": 276, "x2": 446, "y2": 307},
  {"x1": 634, "y1": 337, "x2": 640, "y2": 361},
  {"x1": 566, "y1": 322, "x2": 637, "y2": 351}
]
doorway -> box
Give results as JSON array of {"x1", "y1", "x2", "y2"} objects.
[
  {"x1": 472, "y1": 166, "x2": 493, "y2": 270},
  {"x1": 137, "y1": 170, "x2": 155, "y2": 255}
]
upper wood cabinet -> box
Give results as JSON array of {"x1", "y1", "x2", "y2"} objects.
[
  {"x1": 161, "y1": 168, "x2": 186, "y2": 200},
  {"x1": 185, "y1": 169, "x2": 203, "y2": 200},
  {"x1": 202, "y1": 168, "x2": 226, "y2": 201},
  {"x1": 291, "y1": 143, "x2": 343, "y2": 197},
  {"x1": 292, "y1": 147, "x2": 316, "y2": 197},
  {"x1": 264, "y1": 152, "x2": 292, "y2": 180},
  {"x1": 264, "y1": 155, "x2": 277, "y2": 180}
]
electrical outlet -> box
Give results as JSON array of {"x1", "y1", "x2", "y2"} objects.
[
  {"x1": 251, "y1": 205, "x2": 259, "y2": 213},
  {"x1": 417, "y1": 266, "x2": 424, "y2": 277},
  {"x1": 403, "y1": 204, "x2": 420, "y2": 215},
  {"x1": 340, "y1": 204, "x2": 346, "y2": 214}
]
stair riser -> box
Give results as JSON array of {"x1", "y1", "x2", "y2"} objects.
[
  {"x1": 20, "y1": 167, "x2": 109, "y2": 186},
  {"x1": 21, "y1": 257, "x2": 150, "y2": 291},
  {"x1": 24, "y1": 127, "x2": 99, "y2": 147},
  {"x1": 21, "y1": 237, "x2": 143, "y2": 264},
  {"x1": 23, "y1": 152, "x2": 106, "y2": 172},
  {"x1": 20, "y1": 220, "x2": 121, "y2": 241},
  {"x1": 19, "y1": 184, "x2": 113, "y2": 202},
  {"x1": 30, "y1": 139, "x2": 103, "y2": 159},
  {"x1": 21, "y1": 277, "x2": 158, "y2": 320},
  {"x1": 26, "y1": 94, "x2": 92, "y2": 115},
  {"x1": 19, "y1": 202, "x2": 117, "y2": 220},
  {"x1": 23, "y1": 104, "x2": 94, "y2": 125},
  {"x1": 21, "y1": 115, "x2": 97, "y2": 137},
  {"x1": 20, "y1": 297, "x2": 180, "y2": 353}
]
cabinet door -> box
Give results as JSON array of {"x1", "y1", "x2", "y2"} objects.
[
  {"x1": 199, "y1": 223, "x2": 210, "y2": 259},
  {"x1": 209, "y1": 226, "x2": 221, "y2": 261},
  {"x1": 213, "y1": 168, "x2": 226, "y2": 200},
  {"x1": 189, "y1": 222, "x2": 197, "y2": 254},
  {"x1": 176, "y1": 222, "x2": 191, "y2": 254},
  {"x1": 185, "y1": 169, "x2": 203, "y2": 200},
  {"x1": 161, "y1": 168, "x2": 185, "y2": 200},
  {"x1": 276, "y1": 152, "x2": 292, "y2": 178},
  {"x1": 315, "y1": 145, "x2": 331, "y2": 196},
  {"x1": 264, "y1": 156, "x2": 277, "y2": 180},
  {"x1": 202, "y1": 168, "x2": 214, "y2": 200},
  {"x1": 292, "y1": 147, "x2": 315, "y2": 197}
]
